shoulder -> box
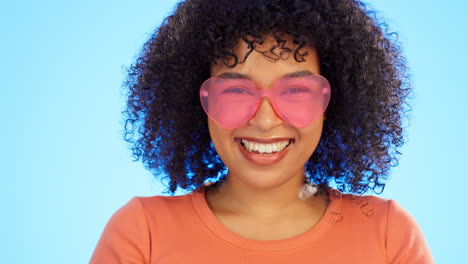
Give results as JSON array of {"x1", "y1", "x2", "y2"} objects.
[
  {"x1": 333, "y1": 190, "x2": 434, "y2": 263},
  {"x1": 337, "y1": 191, "x2": 422, "y2": 230},
  {"x1": 330, "y1": 189, "x2": 392, "y2": 223},
  {"x1": 336, "y1": 191, "x2": 422, "y2": 235},
  {"x1": 105, "y1": 193, "x2": 191, "y2": 223},
  {"x1": 335, "y1": 190, "x2": 419, "y2": 222},
  {"x1": 135, "y1": 192, "x2": 194, "y2": 219},
  {"x1": 90, "y1": 197, "x2": 151, "y2": 263},
  {"x1": 90, "y1": 193, "x2": 193, "y2": 263}
]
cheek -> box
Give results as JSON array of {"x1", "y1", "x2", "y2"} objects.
[
  {"x1": 300, "y1": 120, "x2": 324, "y2": 151},
  {"x1": 208, "y1": 119, "x2": 240, "y2": 168},
  {"x1": 207, "y1": 119, "x2": 219, "y2": 145},
  {"x1": 208, "y1": 119, "x2": 232, "y2": 152}
]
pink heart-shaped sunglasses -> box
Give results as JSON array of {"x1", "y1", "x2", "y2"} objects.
[{"x1": 200, "y1": 74, "x2": 331, "y2": 129}]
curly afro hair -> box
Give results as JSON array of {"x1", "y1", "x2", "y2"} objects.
[{"x1": 123, "y1": 0, "x2": 410, "y2": 196}]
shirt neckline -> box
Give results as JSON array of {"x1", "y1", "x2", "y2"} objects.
[{"x1": 191, "y1": 186, "x2": 343, "y2": 251}]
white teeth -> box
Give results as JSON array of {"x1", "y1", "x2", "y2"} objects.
[{"x1": 241, "y1": 139, "x2": 291, "y2": 154}]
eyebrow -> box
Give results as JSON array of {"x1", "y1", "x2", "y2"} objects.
[{"x1": 216, "y1": 70, "x2": 314, "y2": 79}]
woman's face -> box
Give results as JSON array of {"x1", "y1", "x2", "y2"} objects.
[{"x1": 208, "y1": 36, "x2": 325, "y2": 190}]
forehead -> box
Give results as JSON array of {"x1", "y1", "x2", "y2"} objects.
[{"x1": 210, "y1": 34, "x2": 320, "y2": 80}]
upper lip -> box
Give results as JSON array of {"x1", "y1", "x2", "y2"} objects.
[{"x1": 236, "y1": 137, "x2": 294, "y2": 143}]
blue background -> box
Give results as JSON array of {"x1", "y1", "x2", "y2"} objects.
[{"x1": 2, "y1": 0, "x2": 467, "y2": 263}]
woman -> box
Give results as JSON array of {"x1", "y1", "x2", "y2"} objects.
[{"x1": 91, "y1": 0, "x2": 434, "y2": 263}]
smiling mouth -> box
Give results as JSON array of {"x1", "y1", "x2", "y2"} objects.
[{"x1": 235, "y1": 138, "x2": 295, "y2": 155}]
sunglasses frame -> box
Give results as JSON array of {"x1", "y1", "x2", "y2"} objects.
[{"x1": 199, "y1": 74, "x2": 331, "y2": 129}]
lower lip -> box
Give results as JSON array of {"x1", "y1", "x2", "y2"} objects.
[{"x1": 236, "y1": 139, "x2": 293, "y2": 166}]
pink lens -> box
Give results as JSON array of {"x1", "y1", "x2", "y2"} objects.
[
  {"x1": 271, "y1": 75, "x2": 331, "y2": 128},
  {"x1": 199, "y1": 75, "x2": 331, "y2": 129}
]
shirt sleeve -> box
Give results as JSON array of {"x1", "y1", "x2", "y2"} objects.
[
  {"x1": 386, "y1": 199, "x2": 434, "y2": 264},
  {"x1": 90, "y1": 197, "x2": 151, "y2": 264}
]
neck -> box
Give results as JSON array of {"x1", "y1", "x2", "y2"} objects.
[{"x1": 206, "y1": 169, "x2": 312, "y2": 219}]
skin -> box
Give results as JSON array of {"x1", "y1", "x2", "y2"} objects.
[{"x1": 205, "y1": 36, "x2": 329, "y2": 240}]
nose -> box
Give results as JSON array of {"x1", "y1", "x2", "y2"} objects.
[{"x1": 248, "y1": 97, "x2": 283, "y2": 130}]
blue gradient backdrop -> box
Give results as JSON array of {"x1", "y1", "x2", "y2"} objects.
[{"x1": 2, "y1": 0, "x2": 467, "y2": 263}]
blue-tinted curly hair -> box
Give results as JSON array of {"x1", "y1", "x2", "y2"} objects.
[{"x1": 123, "y1": 0, "x2": 410, "y2": 196}]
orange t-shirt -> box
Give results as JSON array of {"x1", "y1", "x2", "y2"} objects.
[{"x1": 90, "y1": 187, "x2": 434, "y2": 263}]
